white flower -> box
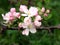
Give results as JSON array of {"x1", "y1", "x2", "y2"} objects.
[
  {"x1": 22, "y1": 23, "x2": 36, "y2": 36},
  {"x1": 22, "y1": 17, "x2": 36, "y2": 36},
  {"x1": 19, "y1": 5, "x2": 38, "y2": 17}
]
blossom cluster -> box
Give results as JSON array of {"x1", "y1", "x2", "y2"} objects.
[{"x1": 2, "y1": 5, "x2": 50, "y2": 36}]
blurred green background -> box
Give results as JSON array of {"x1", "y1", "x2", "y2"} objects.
[{"x1": 0, "y1": 0, "x2": 60, "y2": 45}]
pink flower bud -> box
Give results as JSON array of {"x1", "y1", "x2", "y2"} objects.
[
  {"x1": 44, "y1": 13, "x2": 48, "y2": 16},
  {"x1": 41, "y1": 7, "x2": 45, "y2": 13},
  {"x1": 10, "y1": 8, "x2": 16, "y2": 13}
]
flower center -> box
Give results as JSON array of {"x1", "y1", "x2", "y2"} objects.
[
  {"x1": 27, "y1": 11, "x2": 30, "y2": 16},
  {"x1": 28, "y1": 24, "x2": 32, "y2": 29}
]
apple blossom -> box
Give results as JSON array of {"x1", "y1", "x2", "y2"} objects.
[
  {"x1": 21, "y1": 17, "x2": 36, "y2": 36},
  {"x1": 19, "y1": 5, "x2": 38, "y2": 17},
  {"x1": 2, "y1": 8, "x2": 20, "y2": 23},
  {"x1": 2, "y1": 12, "x2": 14, "y2": 23},
  {"x1": 1, "y1": 4, "x2": 50, "y2": 36},
  {"x1": 22, "y1": 23, "x2": 36, "y2": 36}
]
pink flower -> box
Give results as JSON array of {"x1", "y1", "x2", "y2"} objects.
[
  {"x1": 19, "y1": 5, "x2": 38, "y2": 17},
  {"x1": 21, "y1": 17, "x2": 36, "y2": 36},
  {"x1": 22, "y1": 29, "x2": 29, "y2": 36},
  {"x1": 10, "y1": 8, "x2": 20, "y2": 19},
  {"x1": 41, "y1": 7, "x2": 45, "y2": 13},
  {"x1": 34, "y1": 21, "x2": 41, "y2": 27},
  {"x1": 35, "y1": 15, "x2": 42, "y2": 21},
  {"x1": 2, "y1": 12, "x2": 20, "y2": 23},
  {"x1": 10, "y1": 8, "x2": 16, "y2": 13},
  {"x1": 22, "y1": 23, "x2": 36, "y2": 36},
  {"x1": 2, "y1": 12, "x2": 14, "y2": 23}
]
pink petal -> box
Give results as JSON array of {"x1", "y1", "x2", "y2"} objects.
[
  {"x1": 19, "y1": 5, "x2": 28, "y2": 13},
  {"x1": 15, "y1": 12, "x2": 20, "y2": 19},
  {"x1": 34, "y1": 21, "x2": 41, "y2": 27},
  {"x1": 10, "y1": 8, "x2": 16, "y2": 13},
  {"x1": 21, "y1": 14, "x2": 27, "y2": 16},
  {"x1": 24, "y1": 17, "x2": 32, "y2": 26},
  {"x1": 22, "y1": 29, "x2": 29, "y2": 36},
  {"x1": 35, "y1": 15, "x2": 42, "y2": 21},
  {"x1": 29, "y1": 7, "x2": 38, "y2": 16},
  {"x1": 29, "y1": 28, "x2": 36, "y2": 33}
]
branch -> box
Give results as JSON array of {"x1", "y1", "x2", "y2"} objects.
[
  {"x1": 0, "y1": 22, "x2": 60, "y2": 31},
  {"x1": 27, "y1": 0, "x2": 31, "y2": 7}
]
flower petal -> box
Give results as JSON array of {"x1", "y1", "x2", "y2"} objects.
[
  {"x1": 35, "y1": 15, "x2": 42, "y2": 21},
  {"x1": 19, "y1": 5, "x2": 28, "y2": 13},
  {"x1": 24, "y1": 17, "x2": 32, "y2": 26},
  {"x1": 29, "y1": 28, "x2": 36, "y2": 33},
  {"x1": 34, "y1": 21, "x2": 41, "y2": 27},
  {"x1": 29, "y1": 23, "x2": 36, "y2": 33},
  {"x1": 21, "y1": 14, "x2": 27, "y2": 16},
  {"x1": 29, "y1": 7, "x2": 38, "y2": 16},
  {"x1": 22, "y1": 29, "x2": 29, "y2": 36},
  {"x1": 22, "y1": 23, "x2": 28, "y2": 28},
  {"x1": 10, "y1": 8, "x2": 16, "y2": 13}
]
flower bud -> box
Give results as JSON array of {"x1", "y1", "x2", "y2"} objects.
[
  {"x1": 18, "y1": 23, "x2": 22, "y2": 28},
  {"x1": 46, "y1": 9, "x2": 50, "y2": 13},
  {"x1": 10, "y1": 8, "x2": 16, "y2": 13},
  {"x1": 41, "y1": 7, "x2": 45, "y2": 13},
  {"x1": 44, "y1": 13, "x2": 48, "y2": 16}
]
